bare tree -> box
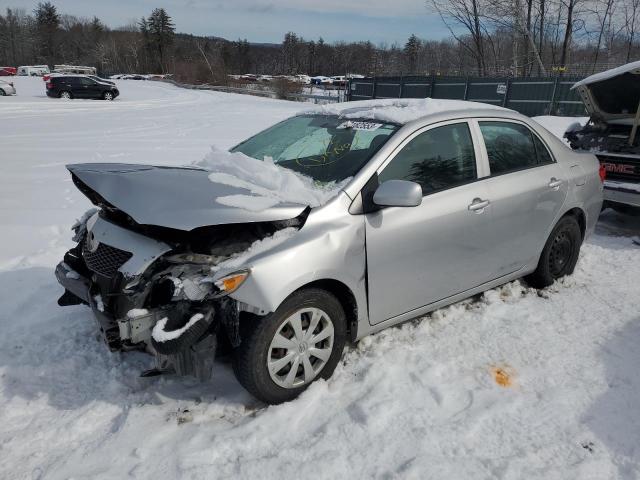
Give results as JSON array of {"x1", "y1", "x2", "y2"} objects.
[
  {"x1": 623, "y1": 0, "x2": 640, "y2": 62},
  {"x1": 430, "y1": 0, "x2": 489, "y2": 75}
]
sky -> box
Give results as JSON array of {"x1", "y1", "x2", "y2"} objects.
[{"x1": 0, "y1": 0, "x2": 454, "y2": 45}]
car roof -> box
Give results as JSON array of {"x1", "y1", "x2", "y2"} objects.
[{"x1": 302, "y1": 98, "x2": 516, "y2": 126}]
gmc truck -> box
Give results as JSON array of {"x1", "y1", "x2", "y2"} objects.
[{"x1": 566, "y1": 61, "x2": 640, "y2": 214}]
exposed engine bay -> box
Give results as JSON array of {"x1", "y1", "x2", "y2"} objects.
[{"x1": 56, "y1": 165, "x2": 308, "y2": 381}]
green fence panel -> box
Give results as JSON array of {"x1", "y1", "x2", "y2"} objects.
[{"x1": 348, "y1": 75, "x2": 588, "y2": 117}]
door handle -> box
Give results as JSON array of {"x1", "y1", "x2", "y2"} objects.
[
  {"x1": 548, "y1": 178, "x2": 563, "y2": 190},
  {"x1": 468, "y1": 198, "x2": 490, "y2": 213}
]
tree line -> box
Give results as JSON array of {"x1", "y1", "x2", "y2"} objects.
[{"x1": 0, "y1": 1, "x2": 639, "y2": 83}]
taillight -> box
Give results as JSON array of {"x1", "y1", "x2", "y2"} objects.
[
  {"x1": 599, "y1": 164, "x2": 606, "y2": 183},
  {"x1": 46, "y1": 82, "x2": 53, "y2": 89}
]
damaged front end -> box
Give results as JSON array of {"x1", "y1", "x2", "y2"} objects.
[{"x1": 56, "y1": 205, "x2": 305, "y2": 381}]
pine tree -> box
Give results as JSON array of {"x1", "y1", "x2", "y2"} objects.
[
  {"x1": 403, "y1": 34, "x2": 421, "y2": 74},
  {"x1": 33, "y1": 1, "x2": 59, "y2": 65},
  {"x1": 145, "y1": 8, "x2": 175, "y2": 73}
]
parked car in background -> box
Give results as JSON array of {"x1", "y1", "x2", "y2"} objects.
[
  {"x1": 18, "y1": 65, "x2": 50, "y2": 76},
  {"x1": 311, "y1": 76, "x2": 331, "y2": 85},
  {"x1": 330, "y1": 76, "x2": 348, "y2": 87},
  {"x1": 53, "y1": 64, "x2": 97, "y2": 75},
  {"x1": 46, "y1": 75, "x2": 119, "y2": 100},
  {"x1": 0, "y1": 66, "x2": 17, "y2": 76},
  {"x1": 0, "y1": 79, "x2": 16, "y2": 96},
  {"x1": 87, "y1": 75, "x2": 115, "y2": 85},
  {"x1": 567, "y1": 61, "x2": 640, "y2": 214},
  {"x1": 121, "y1": 74, "x2": 146, "y2": 80},
  {"x1": 55, "y1": 99, "x2": 603, "y2": 404}
]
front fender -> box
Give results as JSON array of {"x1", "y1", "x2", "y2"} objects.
[{"x1": 229, "y1": 207, "x2": 368, "y2": 321}]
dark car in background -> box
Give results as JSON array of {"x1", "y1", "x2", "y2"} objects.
[{"x1": 46, "y1": 75, "x2": 119, "y2": 100}]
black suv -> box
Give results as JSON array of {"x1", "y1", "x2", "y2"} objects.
[{"x1": 46, "y1": 75, "x2": 119, "y2": 100}]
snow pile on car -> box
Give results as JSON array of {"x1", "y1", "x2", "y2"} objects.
[
  {"x1": 194, "y1": 146, "x2": 350, "y2": 211},
  {"x1": 209, "y1": 227, "x2": 298, "y2": 274},
  {"x1": 307, "y1": 98, "x2": 509, "y2": 124}
]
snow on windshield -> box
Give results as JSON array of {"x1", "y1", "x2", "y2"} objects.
[
  {"x1": 306, "y1": 98, "x2": 509, "y2": 125},
  {"x1": 193, "y1": 146, "x2": 350, "y2": 211}
]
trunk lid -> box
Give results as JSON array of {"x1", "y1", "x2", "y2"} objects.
[{"x1": 572, "y1": 61, "x2": 640, "y2": 122}]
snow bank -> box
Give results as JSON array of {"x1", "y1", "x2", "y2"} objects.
[
  {"x1": 306, "y1": 98, "x2": 509, "y2": 124},
  {"x1": 572, "y1": 60, "x2": 640, "y2": 88},
  {"x1": 194, "y1": 146, "x2": 349, "y2": 210}
]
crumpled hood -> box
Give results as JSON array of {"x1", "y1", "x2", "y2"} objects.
[{"x1": 68, "y1": 163, "x2": 308, "y2": 231}]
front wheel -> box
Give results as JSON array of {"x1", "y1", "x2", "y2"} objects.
[
  {"x1": 233, "y1": 288, "x2": 347, "y2": 404},
  {"x1": 103, "y1": 91, "x2": 114, "y2": 101},
  {"x1": 526, "y1": 215, "x2": 582, "y2": 288}
]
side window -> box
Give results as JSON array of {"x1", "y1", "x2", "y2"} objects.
[
  {"x1": 378, "y1": 122, "x2": 477, "y2": 195},
  {"x1": 532, "y1": 134, "x2": 554, "y2": 165},
  {"x1": 80, "y1": 77, "x2": 96, "y2": 86},
  {"x1": 479, "y1": 121, "x2": 539, "y2": 175}
]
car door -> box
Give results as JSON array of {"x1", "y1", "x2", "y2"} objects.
[
  {"x1": 67, "y1": 77, "x2": 86, "y2": 98},
  {"x1": 364, "y1": 120, "x2": 496, "y2": 325},
  {"x1": 474, "y1": 119, "x2": 568, "y2": 276},
  {"x1": 79, "y1": 77, "x2": 100, "y2": 98}
]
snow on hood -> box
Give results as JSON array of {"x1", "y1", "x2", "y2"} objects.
[
  {"x1": 572, "y1": 60, "x2": 640, "y2": 89},
  {"x1": 193, "y1": 146, "x2": 350, "y2": 211},
  {"x1": 304, "y1": 98, "x2": 510, "y2": 125}
]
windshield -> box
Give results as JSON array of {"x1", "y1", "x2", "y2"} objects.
[{"x1": 230, "y1": 115, "x2": 399, "y2": 183}]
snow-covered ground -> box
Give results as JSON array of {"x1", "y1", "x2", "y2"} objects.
[{"x1": 1, "y1": 77, "x2": 639, "y2": 479}]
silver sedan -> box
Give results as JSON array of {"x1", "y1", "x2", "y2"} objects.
[
  {"x1": 55, "y1": 100, "x2": 603, "y2": 404},
  {"x1": 0, "y1": 79, "x2": 16, "y2": 96}
]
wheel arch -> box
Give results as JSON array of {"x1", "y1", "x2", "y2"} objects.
[
  {"x1": 292, "y1": 279, "x2": 358, "y2": 342},
  {"x1": 561, "y1": 206, "x2": 586, "y2": 240}
]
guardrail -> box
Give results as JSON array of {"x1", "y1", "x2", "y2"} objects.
[
  {"x1": 348, "y1": 75, "x2": 586, "y2": 117},
  {"x1": 159, "y1": 79, "x2": 342, "y2": 104}
]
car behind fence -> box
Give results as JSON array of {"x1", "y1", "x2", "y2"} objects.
[{"x1": 348, "y1": 76, "x2": 586, "y2": 117}]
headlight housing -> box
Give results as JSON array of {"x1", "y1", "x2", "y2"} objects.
[{"x1": 213, "y1": 270, "x2": 249, "y2": 295}]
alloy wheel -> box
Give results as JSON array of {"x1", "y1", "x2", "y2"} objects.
[
  {"x1": 267, "y1": 307, "x2": 334, "y2": 388},
  {"x1": 104, "y1": 92, "x2": 113, "y2": 101}
]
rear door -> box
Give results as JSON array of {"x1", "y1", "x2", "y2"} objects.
[
  {"x1": 474, "y1": 119, "x2": 568, "y2": 274},
  {"x1": 67, "y1": 77, "x2": 86, "y2": 97}
]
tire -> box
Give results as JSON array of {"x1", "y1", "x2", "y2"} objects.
[
  {"x1": 0, "y1": 89, "x2": 5, "y2": 96},
  {"x1": 526, "y1": 215, "x2": 582, "y2": 288},
  {"x1": 59, "y1": 91, "x2": 72, "y2": 99},
  {"x1": 103, "y1": 91, "x2": 114, "y2": 101},
  {"x1": 233, "y1": 288, "x2": 347, "y2": 404}
]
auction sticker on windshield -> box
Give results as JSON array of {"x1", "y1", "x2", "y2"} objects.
[{"x1": 337, "y1": 121, "x2": 382, "y2": 131}]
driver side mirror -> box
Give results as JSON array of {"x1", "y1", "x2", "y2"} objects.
[{"x1": 373, "y1": 180, "x2": 422, "y2": 207}]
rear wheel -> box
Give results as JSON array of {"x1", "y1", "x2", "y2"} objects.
[
  {"x1": 0, "y1": 89, "x2": 5, "y2": 96},
  {"x1": 103, "y1": 91, "x2": 114, "y2": 101},
  {"x1": 59, "y1": 91, "x2": 72, "y2": 99},
  {"x1": 526, "y1": 215, "x2": 582, "y2": 288},
  {"x1": 233, "y1": 288, "x2": 347, "y2": 404}
]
